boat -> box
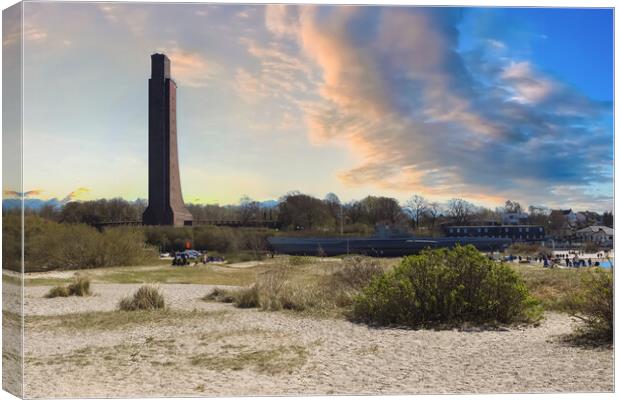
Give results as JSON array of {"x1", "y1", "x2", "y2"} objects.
[{"x1": 267, "y1": 234, "x2": 511, "y2": 257}]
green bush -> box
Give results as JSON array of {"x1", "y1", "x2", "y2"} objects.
[
  {"x1": 118, "y1": 285, "x2": 165, "y2": 311},
  {"x1": 19, "y1": 216, "x2": 158, "y2": 272},
  {"x1": 352, "y1": 245, "x2": 542, "y2": 327},
  {"x1": 563, "y1": 268, "x2": 613, "y2": 341}
]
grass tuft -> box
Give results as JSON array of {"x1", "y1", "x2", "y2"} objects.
[
  {"x1": 118, "y1": 285, "x2": 165, "y2": 311},
  {"x1": 45, "y1": 276, "x2": 91, "y2": 298}
]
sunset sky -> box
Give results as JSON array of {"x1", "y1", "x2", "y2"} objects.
[{"x1": 4, "y1": 3, "x2": 614, "y2": 211}]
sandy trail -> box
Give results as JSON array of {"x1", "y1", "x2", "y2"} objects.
[{"x1": 18, "y1": 282, "x2": 613, "y2": 398}]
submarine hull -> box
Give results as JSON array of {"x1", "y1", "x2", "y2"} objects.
[{"x1": 267, "y1": 236, "x2": 511, "y2": 257}]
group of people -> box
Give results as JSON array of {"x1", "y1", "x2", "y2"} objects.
[
  {"x1": 170, "y1": 251, "x2": 226, "y2": 266},
  {"x1": 503, "y1": 253, "x2": 604, "y2": 268}
]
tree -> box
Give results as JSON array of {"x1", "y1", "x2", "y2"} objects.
[
  {"x1": 528, "y1": 205, "x2": 550, "y2": 227},
  {"x1": 278, "y1": 193, "x2": 333, "y2": 231},
  {"x1": 549, "y1": 210, "x2": 567, "y2": 233},
  {"x1": 324, "y1": 193, "x2": 343, "y2": 233},
  {"x1": 239, "y1": 195, "x2": 260, "y2": 225},
  {"x1": 425, "y1": 202, "x2": 442, "y2": 230},
  {"x1": 447, "y1": 198, "x2": 474, "y2": 225},
  {"x1": 358, "y1": 196, "x2": 404, "y2": 226},
  {"x1": 504, "y1": 200, "x2": 523, "y2": 214},
  {"x1": 602, "y1": 211, "x2": 613, "y2": 228},
  {"x1": 405, "y1": 195, "x2": 428, "y2": 229}
]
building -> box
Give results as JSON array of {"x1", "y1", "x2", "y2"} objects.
[
  {"x1": 501, "y1": 212, "x2": 529, "y2": 225},
  {"x1": 142, "y1": 53, "x2": 193, "y2": 227},
  {"x1": 576, "y1": 225, "x2": 613, "y2": 246},
  {"x1": 444, "y1": 225, "x2": 546, "y2": 242},
  {"x1": 550, "y1": 209, "x2": 578, "y2": 225}
]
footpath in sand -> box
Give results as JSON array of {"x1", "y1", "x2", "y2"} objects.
[{"x1": 19, "y1": 282, "x2": 614, "y2": 398}]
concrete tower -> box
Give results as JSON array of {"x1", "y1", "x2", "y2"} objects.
[{"x1": 142, "y1": 53, "x2": 193, "y2": 226}]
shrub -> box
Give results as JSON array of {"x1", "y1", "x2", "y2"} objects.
[
  {"x1": 67, "y1": 276, "x2": 91, "y2": 296},
  {"x1": 203, "y1": 287, "x2": 237, "y2": 303},
  {"x1": 333, "y1": 256, "x2": 384, "y2": 291},
  {"x1": 46, "y1": 286, "x2": 70, "y2": 298},
  {"x1": 234, "y1": 285, "x2": 260, "y2": 308},
  {"x1": 23, "y1": 217, "x2": 159, "y2": 272},
  {"x1": 326, "y1": 256, "x2": 385, "y2": 308},
  {"x1": 118, "y1": 285, "x2": 165, "y2": 311},
  {"x1": 352, "y1": 245, "x2": 542, "y2": 327},
  {"x1": 45, "y1": 276, "x2": 91, "y2": 298},
  {"x1": 204, "y1": 257, "x2": 388, "y2": 315},
  {"x1": 562, "y1": 268, "x2": 613, "y2": 342}
]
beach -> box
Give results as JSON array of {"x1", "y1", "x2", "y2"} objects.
[{"x1": 17, "y1": 281, "x2": 614, "y2": 397}]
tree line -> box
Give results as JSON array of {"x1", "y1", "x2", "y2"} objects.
[{"x1": 9, "y1": 192, "x2": 611, "y2": 235}]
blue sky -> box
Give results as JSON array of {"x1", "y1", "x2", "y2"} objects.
[{"x1": 3, "y1": 3, "x2": 614, "y2": 211}]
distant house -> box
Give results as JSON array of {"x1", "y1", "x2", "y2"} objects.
[
  {"x1": 501, "y1": 212, "x2": 529, "y2": 225},
  {"x1": 550, "y1": 209, "x2": 578, "y2": 225},
  {"x1": 444, "y1": 225, "x2": 545, "y2": 242},
  {"x1": 576, "y1": 225, "x2": 613, "y2": 245}
]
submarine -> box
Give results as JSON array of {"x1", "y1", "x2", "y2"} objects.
[{"x1": 267, "y1": 225, "x2": 511, "y2": 257}]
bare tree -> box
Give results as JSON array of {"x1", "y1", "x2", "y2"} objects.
[
  {"x1": 447, "y1": 198, "x2": 474, "y2": 225},
  {"x1": 406, "y1": 195, "x2": 428, "y2": 229},
  {"x1": 239, "y1": 195, "x2": 260, "y2": 225},
  {"x1": 426, "y1": 202, "x2": 442, "y2": 230}
]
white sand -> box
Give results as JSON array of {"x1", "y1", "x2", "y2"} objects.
[{"x1": 18, "y1": 282, "x2": 613, "y2": 398}]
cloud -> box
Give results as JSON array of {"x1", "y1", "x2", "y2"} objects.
[
  {"x1": 3, "y1": 190, "x2": 43, "y2": 198},
  {"x1": 263, "y1": 6, "x2": 612, "y2": 209},
  {"x1": 501, "y1": 61, "x2": 554, "y2": 104},
  {"x1": 98, "y1": 3, "x2": 148, "y2": 37},
  {"x1": 157, "y1": 46, "x2": 217, "y2": 88},
  {"x1": 61, "y1": 187, "x2": 90, "y2": 203},
  {"x1": 265, "y1": 4, "x2": 300, "y2": 38}
]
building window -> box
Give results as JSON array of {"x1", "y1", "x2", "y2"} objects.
[
  {"x1": 525, "y1": 227, "x2": 529, "y2": 232},
  {"x1": 449, "y1": 229, "x2": 453, "y2": 233},
  {"x1": 484, "y1": 228, "x2": 488, "y2": 233}
]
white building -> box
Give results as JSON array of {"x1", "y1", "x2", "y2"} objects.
[
  {"x1": 502, "y1": 212, "x2": 529, "y2": 225},
  {"x1": 576, "y1": 225, "x2": 613, "y2": 245}
]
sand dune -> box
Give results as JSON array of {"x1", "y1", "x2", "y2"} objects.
[{"x1": 18, "y1": 282, "x2": 613, "y2": 397}]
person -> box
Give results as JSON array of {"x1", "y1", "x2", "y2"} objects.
[
  {"x1": 543, "y1": 257, "x2": 549, "y2": 268},
  {"x1": 588, "y1": 258, "x2": 592, "y2": 267}
]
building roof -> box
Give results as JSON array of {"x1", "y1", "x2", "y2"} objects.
[{"x1": 576, "y1": 225, "x2": 614, "y2": 235}]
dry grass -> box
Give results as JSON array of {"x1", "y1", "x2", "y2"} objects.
[
  {"x1": 25, "y1": 309, "x2": 229, "y2": 331},
  {"x1": 189, "y1": 344, "x2": 308, "y2": 374},
  {"x1": 206, "y1": 256, "x2": 391, "y2": 316},
  {"x1": 45, "y1": 286, "x2": 70, "y2": 298},
  {"x1": 118, "y1": 285, "x2": 165, "y2": 311},
  {"x1": 45, "y1": 276, "x2": 91, "y2": 298},
  {"x1": 512, "y1": 264, "x2": 587, "y2": 311}
]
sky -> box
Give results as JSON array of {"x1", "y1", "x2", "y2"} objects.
[{"x1": 2, "y1": 3, "x2": 614, "y2": 211}]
